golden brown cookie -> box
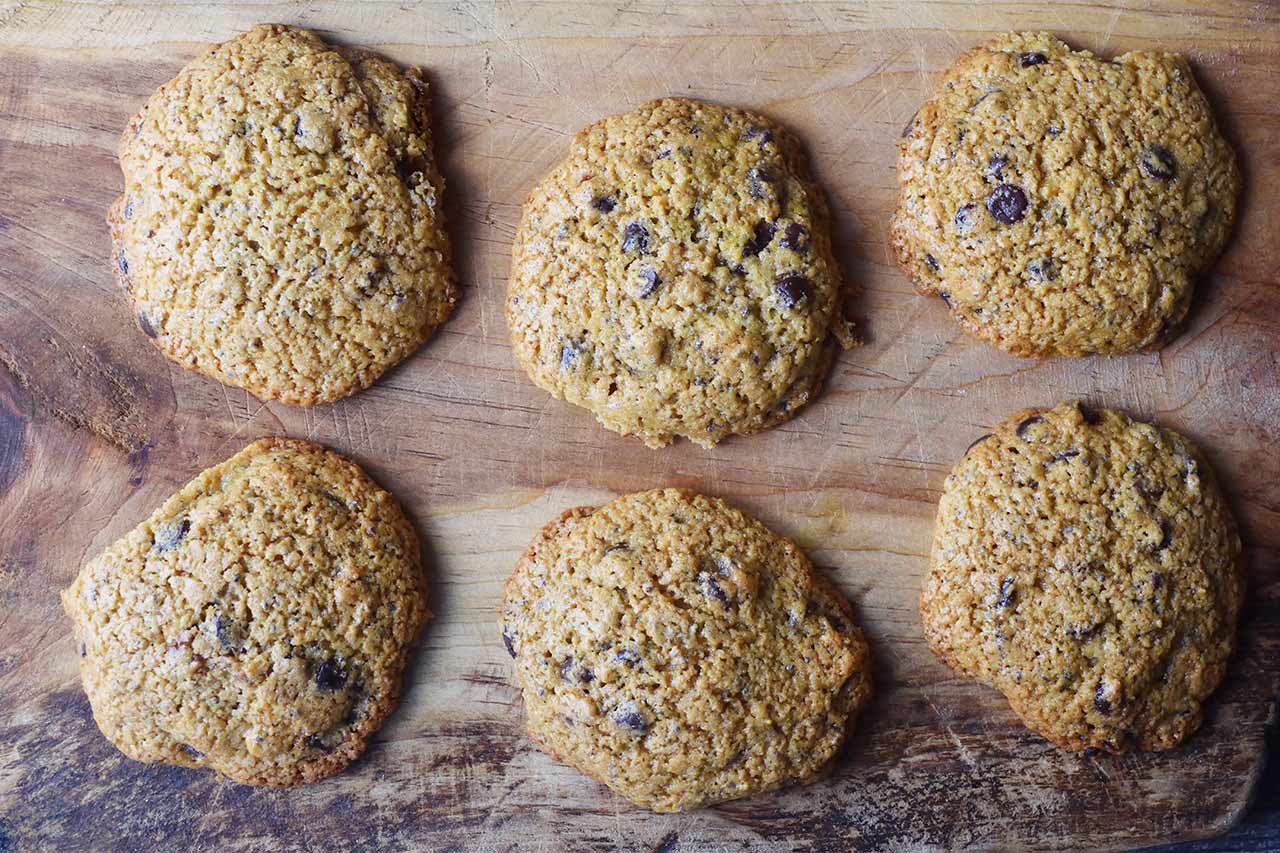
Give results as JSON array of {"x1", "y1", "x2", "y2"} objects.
[
  {"x1": 891, "y1": 32, "x2": 1239, "y2": 357},
  {"x1": 922, "y1": 401, "x2": 1242, "y2": 752},
  {"x1": 110, "y1": 24, "x2": 456, "y2": 404},
  {"x1": 501, "y1": 489, "x2": 872, "y2": 811},
  {"x1": 61, "y1": 438, "x2": 427, "y2": 785},
  {"x1": 508, "y1": 98, "x2": 857, "y2": 448}
]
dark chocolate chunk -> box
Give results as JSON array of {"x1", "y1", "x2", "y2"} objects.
[
  {"x1": 700, "y1": 572, "x2": 732, "y2": 606},
  {"x1": 953, "y1": 203, "x2": 979, "y2": 235},
  {"x1": 123, "y1": 199, "x2": 135, "y2": 219},
  {"x1": 986, "y1": 153, "x2": 1010, "y2": 181},
  {"x1": 774, "y1": 274, "x2": 811, "y2": 309},
  {"x1": 622, "y1": 221, "x2": 649, "y2": 253},
  {"x1": 637, "y1": 267, "x2": 662, "y2": 298},
  {"x1": 1019, "y1": 51, "x2": 1049, "y2": 67},
  {"x1": 995, "y1": 576, "x2": 1016, "y2": 610},
  {"x1": 1026, "y1": 257, "x2": 1058, "y2": 282},
  {"x1": 1053, "y1": 449, "x2": 1081, "y2": 463},
  {"x1": 117, "y1": 249, "x2": 130, "y2": 276},
  {"x1": 925, "y1": 253, "x2": 941, "y2": 273},
  {"x1": 747, "y1": 167, "x2": 773, "y2": 199},
  {"x1": 743, "y1": 221, "x2": 776, "y2": 257},
  {"x1": 611, "y1": 701, "x2": 648, "y2": 734},
  {"x1": 614, "y1": 647, "x2": 642, "y2": 668},
  {"x1": 592, "y1": 195, "x2": 617, "y2": 213},
  {"x1": 1139, "y1": 144, "x2": 1177, "y2": 182},
  {"x1": 986, "y1": 183, "x2": 1028, "y2": 224},
  {"x1": 559, "y1": 657, "x2": 593, "y2": 684},
  {"x1": 314, "y1": 656, "x2": 348, "y2": 692},
  {"x1": 153, "y1": 518, "x2": 190, "y2": 553},
  {"x1": 779, "y1": 222, "x2": 808, "y2": 252},
  {"x1": 179, "y1": 743, "x2": 203, "y2": 760},
  {"x1": 1094, "y1": 683, "x2": 1113, "y2": 715},
  {"x1": 502, "y1": 627, "x2": 517, "y2": 658},
  {"x1": 745, "y1": 126, "x2": 773, "y2": 147},
  {"x1": 1016, "y1": 415, "x2": 1043, "y2": 439}
]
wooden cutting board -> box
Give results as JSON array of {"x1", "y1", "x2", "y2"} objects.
[{"x1": 1, "y1": 2, "x2": 1277, "y2": 850}]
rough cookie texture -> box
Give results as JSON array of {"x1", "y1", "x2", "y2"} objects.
[
  {"x1": 891, "y1": 32, "x2": 1239, "y2": 357},
  {"x1": 508, "y1": 98, "x2": 857, "y2": 448},
  {"x1": 501, "y1": 489, "x2": 872, "y2": 811},
  {"x1": 61, "y1": 438, "x2": 427, "y2": 785},
  {"x1": 110, "y1": 24, "x2": 456, "y2": 404},
  {"x1": 922, "y1": 402, "x2": 1242, "y2": 752}
]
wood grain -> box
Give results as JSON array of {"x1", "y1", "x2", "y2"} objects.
[{"x1": 1, "y1": 2, "x2": 1277, "y2": 850}]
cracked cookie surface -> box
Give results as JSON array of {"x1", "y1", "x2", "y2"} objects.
[
  {"x1": 61, "y1": 438, "x2": 427, "y2": 785},
  {"x1": 509, "y1": 98, "x2": 856, "y2": 448},
  {"x1": 922, "y1": 402, "x2": 1242, "y2": 752},
  {"x1": 111, "y1": 24, "x2": 455, "y2": 404},
  {"x1": 891, "y1": 32, "x2": 1239, "y2": 357},
  {"x1": 501, "y1": 488, "x2": 872, "y2": 811}
]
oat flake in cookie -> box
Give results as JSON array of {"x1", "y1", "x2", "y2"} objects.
[
  {"x1": 922, "y1": 402, "x2": 1242, "y2": 753},
  {"x1": 508, "y1": 98, "x2": 858, "y2": 448},
  {"x1": 110, "y1": 24, "x2": 456, "y2": 404},
  {"x1": 61, "y1": 438, "x2": 428, "y2": 785},
  {"x1": 891, "y1": 32, "x2": 1240, "y2": 357},
  {"x1": 501, "y1": 489, "x2": 872, "y2": 811}
]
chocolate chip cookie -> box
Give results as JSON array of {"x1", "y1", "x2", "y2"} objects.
[
  {"x1": 501, "y1": 488, "x2": 872, "y2": 811},
  {"x1": 891, "y1": 32, "x2": 1240, "y2": 356},
  {"x1": 110, "y1": 24, "x2": 456, "y2": 404},
  {"x1": 922, "y1": 402, "x2": 1242, "y2": 752},
  {"x1": 508, "y1": 98, "x2": 857, "y2": 448},
  {"x1": 61, "y1": 438, "x2": 427, "y2": 785}
]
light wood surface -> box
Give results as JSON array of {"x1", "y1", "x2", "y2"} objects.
[{"x1": 1, "y1": 2, "x2": 1277, "y2": 850}]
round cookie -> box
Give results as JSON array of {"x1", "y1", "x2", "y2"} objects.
[
  {"x1": 501, "y1": 488, "x2": 872, "y2": 812},
  {"x1": 110, "y1": 24, "x2": 456, "y2": 405},
  {"x1": 891, "y1": 32, "x2": 1240, "y2": 357},
  {"x1": 508, "y1": 98, "x2": 857, "y2": 448},
  {"x1": 61, "y1": 438, "x2": 427, "y2": 785},
  {"x1": 922, "y1": 401, "x2": 1242, "y2": 753}
]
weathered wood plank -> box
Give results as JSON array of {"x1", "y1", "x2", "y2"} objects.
[{"x1": 0, "y1": 2, "x2": 1277, "y2": 850}]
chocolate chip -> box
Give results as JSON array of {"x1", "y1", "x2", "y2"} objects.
[
  {"x1": 153, "y1": 518, "x2": 190, "y2": 553},
  {"x1": 559, "y1": 657, "x2": 593, "y2": 684},
  {"x1": 1019, "y1": 52, "x2": 1049, "y2": 67},
  {"x1": 304, "y1": 733, "x2": 334, "y2": 753},
  {"x1": 745, "y1": 126, "x2": 773, "y2": 147},
  {"x1": 1053, "y1": 449, "x2": 1081, "y2": 463},
  {"x1": 700, "y1": 572, "x2": 732, "y2": 606},
  {"x1": 1015, "y1": 415, "x2": 1043, "y2": 439},
  {"x1": 1139, "y1": 144, "x2": 1177, "y2": 181},
  {"x1": 611, "y1": 701, "x2": 648, "y2": 734},
  {"x1": 939, "y1": 291, "x2": 952, "y2": 307},
  {"x1": 138, "y1": 312, "x2": 158, "y2": 338},
  {"x1": 79, "y1": 643, "x2": 86, "y2": 658},
  {"x1": 953, "y1": 203, "x2": 979, "y2": 235},
  {"x1": 314, "y1": 656, "x2": 347, "y2": 692},
  {"x1": 614, "y1": 648, "x2": 642, "y2": 668},
  {"x1": 502, "y1": 627, "x2": 516, "y2": 658},
  {"x1": 637, "y1": 267, "x2": 661, "y2": 298},
  {"x1": 779, "y1": 223, "x2": 808, "y2": 252},
  {"x1": 747, "y1": 167, "x2": 773, "y2": 199},
  {"x1": 1094, "y1": 683, "x2": 1113, "y2": 714},
  {"x1": 743, "y1": 221, "x2": 775, "y2": 257},
  {"x1": 179, "y1": 743, "x2": 203, "y2": 759},
  {"x1": 1077, "y1": 402, "x2": 1101, "y2": 425},
  {"x1": 656, "y1": 148, "x2": 672, "y2": 160},
  {"x1": 965, "y1": 433, "x2": 993, "y2": 455},
  {"x1": 622, "y1": 221, "x2": 649, "y2": 253},
  {"x1": 213, "y1": 614, "x2": 241, "y2": 652},
  {"x1": 123, "y1": 199, "x2": 135, "y2": 219},
  {"x1": 986, "y1": 154, "x2": 1009, "y2": 181},
  {"x1": 925, "y1": 254, "x2": 940, "y2": 273},
  {"x1": 986, "y1": 184, "x2": 1028, "y2": 224},
  {"x1": 774, "y1": 274, "x2": 811, "y2": 309},
  {"x1": 1026, "y1": 257, "x2": 1058, "y2": 282},
  {"x1": 592, "y1": 195, "x2": 617, "y2": 213},
  {"x1": 117, "y1": 249, "x2": 130, "y2": 276},
  {"x1": 996, "y1": 577, "x2": 1016, "y2": 610}
]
